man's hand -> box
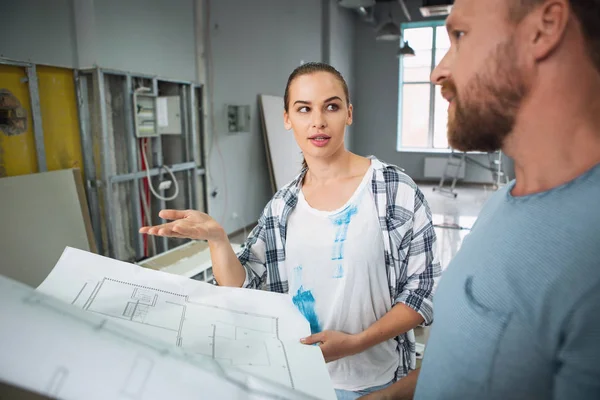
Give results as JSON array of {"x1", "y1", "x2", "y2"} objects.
[
  {"x1": 358, "y1": 390, "x2": 392, "y2": 400},
  {"x1": 358, "y1": 369, "x2": 420, "y2": 400},
  {"x1": 301, "y1": 330, "x2": 363, "y2": 363}
]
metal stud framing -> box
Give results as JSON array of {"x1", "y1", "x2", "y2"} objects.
[
  {"x1": 76, "y1": 68, "x2": 207, "y2": 260},
  {"x1": 0, "y1": 59, "x2": 47, "y2": 172}
]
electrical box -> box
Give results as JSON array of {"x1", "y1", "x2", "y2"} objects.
[
  {"x1": 227, "y1": 104, "x2": 251, "y2": 133},
  {"x1": 133, "y1": 93, "x2": 158, "y2": 138},
  {"x1": 157, "y1": 96, "x2": 182, "y2": 135}
]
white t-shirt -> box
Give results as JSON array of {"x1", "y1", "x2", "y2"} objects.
[{"x1": 285, "y1": 165, "x2": 399, "y2": 391}]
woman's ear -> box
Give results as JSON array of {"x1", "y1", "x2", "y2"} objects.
[
  {"x1": 284, "y1": 111, "x2": 292, "y2": 130},
  {"x1": 346, "y1": 104, "x2": 353, "y2": 126}
]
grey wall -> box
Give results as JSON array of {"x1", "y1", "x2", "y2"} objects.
[
  {"x1": 327, "y1": 0, "x2": 356, "y2": 150},
  {"x1": 352, "y1": 1, "x2": 515, "y2": 183},
  {"x1": 206, "y1": 0, "x2": 323, "y2": 234},
  {"x1": 91, "y1": 0, "x2": 197, "y2": 81},
  {"x1": 0, "y1": 0, "x2": 78, "y2": 67},
  {"x1": 1, "y1": 0, "x2": 197, "y2": 81}
]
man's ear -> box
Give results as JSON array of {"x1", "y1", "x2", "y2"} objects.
[
  {"x1": 528, "y1": 0, "x2": 570, "y2": 62},
  {"x1": 284, "y1": 111, "x2": 292, "y2": 130},
  {"x1": 346, "y1": 104, "x2": 353, "y2": 126}
]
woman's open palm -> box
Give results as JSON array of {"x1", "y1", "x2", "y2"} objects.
[{"x1": 139, "y1": 210, "x2": 224, "y2": 242}]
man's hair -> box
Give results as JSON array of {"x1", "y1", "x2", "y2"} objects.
[{"x1": 511, "y1": 0, "x2": 600, "y2": 73}]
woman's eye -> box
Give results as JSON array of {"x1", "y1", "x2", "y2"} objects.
[
  {"x1": 298, "y1": 106, "x2": 310, "y2": 113},
  {"x1": 326, "y1": 104, "x2": 339, "y2": 111}
]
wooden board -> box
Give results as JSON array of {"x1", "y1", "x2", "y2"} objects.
[
  {"x1": 0, "y1": 168, "x2": 96, "y2": 287},
  {"x1": 258, "y1": 94, "x2": 304, "y2": 192}
]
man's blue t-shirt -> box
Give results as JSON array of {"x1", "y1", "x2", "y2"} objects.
[{"x1": 416, "y1": 164, "x2": 600, "y2": 399}]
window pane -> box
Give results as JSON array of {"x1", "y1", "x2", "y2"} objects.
[
  {"x1": 403, "y1": 50, "x2": 432, "y2": 82},
  {"x1": 433, "y1": 86, "x2": 449, "y2": 149},
  {"x1": 402, "y1": 27, "x2": 434, "y2": 82},
  {"x1": 403, "y1": 27, "x2": 433, "y2": 50},
  {"x1": 401, "y1": 84, "x2": 431, "y2": 148}
]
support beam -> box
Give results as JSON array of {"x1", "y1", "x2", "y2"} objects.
[
  {"x1": 398, "y1": 0, "x2": 412, "y2": 22},
  {"x1": 75, "y1": 71, "x2": 104, "y2": 255},
  {"x1": 94, "y1": 68, "x2": 118, "y2": 258},
  {"x1": 26, "y1": 65, "x2": 47, "y2": 172},
  {"x1": 109, "y1": 162, "x2": 197, "y2": 184},
  {"x1": 124, "y1": 74, "x2": 144, "y2": 260}
]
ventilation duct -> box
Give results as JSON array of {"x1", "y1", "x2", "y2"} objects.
[
  {"x1": 338, "y1": 0, "x2": 376, "y2": 8},
  {"x1": 420, "y1": 0, "x2": 453, "y2": 17}
]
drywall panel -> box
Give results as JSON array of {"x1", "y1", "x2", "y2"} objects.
[
  {"x1": 259, "y1": 94, "x2": 304, "y2": 192},
  {"x1": 0, "y1": 169, "x2": 95, "y2": 287}
]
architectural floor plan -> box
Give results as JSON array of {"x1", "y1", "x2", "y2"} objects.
[
  {"x1": 71, "y1": 276, "x2": 296, "y2": 387},
  {"x1": 0, "y1": 275, "x2": 323, "y2": 400},
  {"x1": 4, "y1": 247, "x2": 335, "y2": 400}
]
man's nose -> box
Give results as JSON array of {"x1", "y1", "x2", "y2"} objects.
[{"x1": 431, "y1": 50, "x2": 451, "y2": 85}]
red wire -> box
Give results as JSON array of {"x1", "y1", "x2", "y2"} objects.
[{"x1": 139, "y1": 138, "x2": 149, "y2": 257}]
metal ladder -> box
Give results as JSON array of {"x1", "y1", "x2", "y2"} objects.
[
  {"x1": 434, "y1": 150, "x2": 509, "y2": 198},
  {"x1": 488, "y1": 151, "x2": 509, "y2": 189},
  {"x1": 432, "y1": 150, "x2": 466, "y2": 198}
]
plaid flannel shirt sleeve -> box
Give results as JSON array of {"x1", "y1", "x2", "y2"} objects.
[
  {"x1": 394, "y1": 187, "x2": 441, "y2": 326},
  {"x1": 236, "y1": 203, "x2": 271, "y2": 290}
]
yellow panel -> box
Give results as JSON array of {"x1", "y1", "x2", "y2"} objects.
[
  {"x1": 37, "y1": 66, "x2": 84, "y2": 174},
  {"x1": 0, "y1": 65, "x2": 38, "y2": 177}
]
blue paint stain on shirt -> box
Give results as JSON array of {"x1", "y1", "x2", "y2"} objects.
[
  {"x1": 293, "y1": 265, "x2": 303, "y2": 283},
  {"x1": 330, "y1": 204, "x2": 358, "y2": 263},
  {"x1": 333, "y1": 264, "x2": 344, "y2": 279},
  {"x1": 292, "y1": 286, "x2": 321, "y2": 335}
]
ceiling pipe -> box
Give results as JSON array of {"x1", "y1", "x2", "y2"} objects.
[
  {"x1": 397, "y1": 0, "x2": 412, "y2": 21},
  {"x1": 354, "y1": 6, "x2": 377, "y2": 25}
]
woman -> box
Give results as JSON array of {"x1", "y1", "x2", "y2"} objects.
[{"x1": 140, "y1": 62, "x2": 441, "y2": 400}]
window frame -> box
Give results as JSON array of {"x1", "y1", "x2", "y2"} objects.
[{"x1": 397, "y1": 20, "x2": 448, "y2": 152}]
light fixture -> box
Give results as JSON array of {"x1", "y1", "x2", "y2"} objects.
[
  {"x1": 420, "y1": 0, "x2": 453, "y2": 17},
  {"x1": 376, "y1": 5, "x2": 401, "y2": 42},
  {"x1": 376, "y1": 21, "x2": 401, "y2": 41},
  {"x1": 397, "y1": 41, "x2": 416, "y2": 57}
]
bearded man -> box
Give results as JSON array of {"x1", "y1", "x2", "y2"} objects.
[{"x1": 362, "y1": 0, "x2": 600, "y2": 399}]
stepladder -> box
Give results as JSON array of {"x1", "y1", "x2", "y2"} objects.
[
  {"x1": 433, "y1": 150, "x2": 509, "y2": 198},
  {"x1": 433, "y1": 150, "x2": 466, "y2": 198}
]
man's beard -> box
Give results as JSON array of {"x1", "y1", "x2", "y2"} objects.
[{"x1": 445, "y1": 38, "x2": 528, "y2": 152}]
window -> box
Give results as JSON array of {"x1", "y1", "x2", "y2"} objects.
[{"x1": 397, "y1": 21, "x2": 450, "y2": 151}]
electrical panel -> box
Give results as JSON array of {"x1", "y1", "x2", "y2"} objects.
[
  {"x1": 227, "y1": 104, "x2": 251, "y2": 133},
  {"x1": 157, "y1": 96, "x2": 182, "y2": 135},
  {"x1": 133, "y1": 93, "x2": 158, "y2": 138}
]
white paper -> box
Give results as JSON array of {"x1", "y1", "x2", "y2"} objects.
[
  {"x1": 0, "y1": 276, "x2": 318, "y2": 400},
  {"x1": 32, "y1": 247, "x2": 335, "y2": 400}
]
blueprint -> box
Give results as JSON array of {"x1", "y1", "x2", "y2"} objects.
[{"x1": 0, "y1": 247, "x2": 335, "y2": 400}]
